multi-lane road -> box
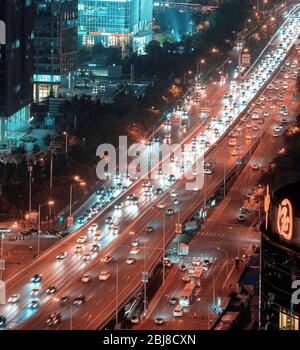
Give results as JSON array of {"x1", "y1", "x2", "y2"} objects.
[{"x1": 0, "y1": 3, "x2": 300, "y2": 330}]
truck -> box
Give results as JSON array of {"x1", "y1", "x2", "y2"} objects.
[
  {"x1": 178, "y1": 243, "x2": 189, "y2": 256},
  {"x1": 179, "y1": 282, "x2": 196, "y2": 307},
  {"x1": 183, "y1": 220, "x2": 198, "y2": 232}
]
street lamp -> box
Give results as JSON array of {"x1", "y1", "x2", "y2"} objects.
[
  {"x1": 217, "y1": 247, "x2": 229, "y2": 281},
  {"x1": 197, "y1": 59, "x2": 206, "y2": 79},
  {"x1": 37, "y1": 200, "x2": 54, "y2": 256},
  {"x1": 63, "y1": 131, "x2": 68, "y2": 156},
  {"x1": 69, "y1": 177, "x2": 86, "y2": 220},
  {"x1": 183, "y1": 70, "x2": 192, "y2": 85}
]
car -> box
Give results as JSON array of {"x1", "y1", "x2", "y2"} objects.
[
  {"x1": 77, "y1": 236, "x2": 87, "y2": 244},
  {"x1": 112, "y1": 226, "x2": 119, "y2": 235},
  {"x1": 105, "y1": 216, "x2": 113, "y2": 224},
  {"x1": 29, "y1": 300, "x2": 39, "y2": 309},
  {"x1": 157, "y1": 202, "x2": 166, "y2": 209},
  {"x1": 179, "y1": 264, "x2": 187, "y2": 272},
  {"x1": 165, "y1": 209, "x2": 174, "y2": 216},
  {"x1": 170, "y1": 191, "x2": 177, "y2": 198},
  {"x1": 164, "y1": 259, "x2": 172, "y2": 268},
  {"x1": 126, "y1": 257, "x2": 136, "y2": 265},
  {"x1": 101, "y1": 255, "x2": 113, "y2": 263},
  {"x1": 60, "y1": 296, "x2": 70, "y2": 305},
  {"x1": 74, "y1": 245, "x2": 83, "y2": 254},
  {"x1": 0, "y1": 315, "x2": 6, "y2": 327},
  {"x1": 173, "y1": 199, "x2": 179, "y2": 205},
  {"x1": 81, "y1": 274, "x2": 91, "y2": 283},
  {"x1": 46, "y1": 286, "x2": 57, "y2": 295},
  {"x1": 231, "y1": 150, "x2": 238, "y2": 157},
  {"x1": 229, "y1": 138, "x2": 236, "y2": 147},
  {"x1": 252, "y1": 163, "x2": 259, "y2": 170},
  {"x1": 155, "y1": 188, "x2": 163, "y2": 195},
  {"x1": 56, "y1": 252, "x2": 67, "y2": 260},
  {"x1": 237, "y1": 215, "x2": 246, "y2": 222},
  {"x1": 131, "y1": 316, "x2": 139, "y2": 324},
  {"x1": 114, "y1": 202, "x2": 123, "y2": 210},
  {"x1": 155, "y1": 317, "x2": 165, "y2": 325},
  {"x1": 146, "y1": 226, "x2": 154, "y2": 233},
  {"x1": 99, "y1": 271, "x2": 111, "y2": 280},
  {"x1": 188, "y1": 265, "x2": 195, "y2": 274},
  {"x1": 88, "y1": 223, "x2": 98, "y2": 233},
  {"x1": 47, "y1": 312, "x2": 62, "y2": 327},
  {"x1": 73, "y1": 296, "x2": 86, "y2": 306},
  {"x1": 82, "y1": 253, "x2": 92, "y2": 262},
  {"x1": 169, "y1": 297, "x2": 178, "y2": 305},
  {"x1": 192, "y1": 258, "x2": 201, "y2": 266},
  {"x1": 174, "y1": 305, "x2": 184, "y2": 317},
  {"x1": 131, "y1": 240, "x2": 139, "y2": 247},
  {"x1": 94, "y1": 233, "x2": 101, "y2": 241},
  {"x1": 90, "y1": 244, "x2": 100, "y2": 253},
  {"x1": 30, "y1": 288, "x2": 40, "y2": 297},
  {"x1": 31, "y1": 274, "x2": 42, "y2": 283},
  {"x1": 130, "y1": 247, "x2": 140, "y2": 255},
  {"x1": 8, "y1": 294, "x2": 20, "y2": 304}
]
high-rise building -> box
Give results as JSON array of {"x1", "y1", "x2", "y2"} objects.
[
  {"x1": 0, "y1": 0, "x2": 35, "y2": 145},
  {"x1": 33, "y1": 0, "x2": 78, "y2": 102},
  {"x1": 78, "y1": 0, "x2": 153, "y2": 53},
  {"x1": 261, "y1": 182, "x2": 300, "y2": 330}
]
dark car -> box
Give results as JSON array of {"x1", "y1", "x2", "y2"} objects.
[
  {"x1": 31, "y1": 274, "x2": 42, "y2": 283},
  {"x1": 0, "y1": 315, "x2": 6, "y2": 327},
  {"x1": 46, "y1": 286, "x2": 58, "y2": 295},
  {"x1": 73, "y1": 296, "x2": 86, "y2": 306},
  {"x1": 165, "y1": 209, "x2": 174, "y2": 216},
  {"x1": 29, "y1": 300, "x2": 39, "y2": 309},
  {"x1": 47, "y1": 312, "x2": 61, "y2": 327},
  {"x1": 169, "y1": 297, "x2": 177, "y2": 305},
  {"x1": 146, "y1": 226, "x2": 154, "y2": 233},
  {"x1": 90, "y1": 244, "x2": 100, "y2": 253},
  {"x1": 60, "y1": 296, "x2": 70, "y2": 305}
]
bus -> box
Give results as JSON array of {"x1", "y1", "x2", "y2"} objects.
[{"x1": 179, "y1": 282, "x2": 196, "y2": 307}]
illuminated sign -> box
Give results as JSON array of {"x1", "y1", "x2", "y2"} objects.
[
  {"x1": 277, "y1": 198, "x2": 293, "y2": 241},
  {"x1": 33, "y1": 74, "x2": 61, "y2": 83}
]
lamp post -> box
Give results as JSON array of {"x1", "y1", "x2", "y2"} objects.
[
  {"x1": 0, "y1": 233, "x2": 5, "y2": 281},
  {"x1": 37, "y1": 200, "x2": 54, "y2": 256},
  {"x1": 69, "y1": 177, "x2": 86, "y2": 219},
  {"x1": 197, "y1": 59, "x2": 206, "y2": 80},
  {"x1": 27, "y1": 162, "x2": 33, "y2": 218},
  {"x1": 217, "y1": 247, "x2": 229, "y2": 280},
  {"x1": 63, "y1": 131, "x2": 68, "y2": 156},
  {"x1": 183, "y1": 70, "x2": 192, "y2": 85}
]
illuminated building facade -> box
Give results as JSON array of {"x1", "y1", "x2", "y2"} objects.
[
  {"x1": 78, "y1": 0, "x2": 153, "y2": 53},
  {"x1": 33, "y1": 0, "x2": 78, "y2": 102},
  {"x1": 0, "y1": 0, "x2": 35, "y2": 145},
  {"x1": 261, "y1": 183, "x2": 300, "y2": 330}
]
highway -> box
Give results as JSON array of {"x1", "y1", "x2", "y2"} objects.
[
  {"x1": 0, "y1": 3, "x2": 300, "y2": 330},
  {"x1": 133, "y1": 63, "x2": 300, "y2": 330}
]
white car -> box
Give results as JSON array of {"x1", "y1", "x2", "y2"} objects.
[
  {"x1": 130, "y1": 247, "x2": 140, "y2": 255},
  {"x1": 81, "y1": 274, "x2": 91, "y2": 283},
  {"x1": 94, "y1": 233, "x2": 101, "y2": 241},
  {"x1": 126, "y1": 257, "x2": 136, "y2": 265},
  {"x1": 170, "y1": 191, "x2": 177, "y2": 198},
  {"x1": 157, "y1": 202, "x2": 166, "y2": 209},
  {"x1": 8, "y1": 294, "x2": 20, "y2": 304},
  {"x1": 88, "y1": 223, "x2": 98, "y2": 233},
  {"x1": 77, "y1": 236, "x2": 87, "y2": 244},
  {"x1": 131, "y1": 240, "x2": 139, "y2": 247},
  {"x1": 99, "y1": 271, "x2": 111, "y2": 280},
  {"x1": 252, "y1": 163, "x2": 259, "y2": 170},
  {"x1": 82, "y1": 253, "x2": 92, "y2": 262}
]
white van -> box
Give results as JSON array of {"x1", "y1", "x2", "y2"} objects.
[
  {"x1": 229, "y1": 138, "x2": 236, "y2": 147},
  {"x1": 173, "y1": 305, "x2": 184, "y2": 317}
]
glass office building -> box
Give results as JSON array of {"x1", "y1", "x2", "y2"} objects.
[
  {"x1": 0, "y1": 0, "x2": 35, "y2": 145},
  {"x1": 33, "y1": 0, "x2": 78, "y2": 102},
  {"x1": 78, "y1": 0, "x2": 153, "y2": 53}
]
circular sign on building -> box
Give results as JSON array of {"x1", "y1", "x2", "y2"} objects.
[{"x1": 276, "y1": 198, "x2": 293, "y2": 241}]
